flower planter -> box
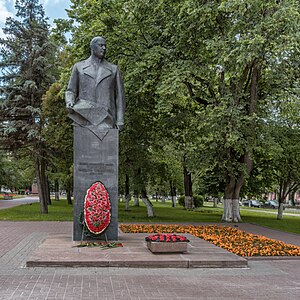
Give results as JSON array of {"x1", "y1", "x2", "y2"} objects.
[
  {"x1": 145, "y1": 234, "x2": 189, "y2": 253},
  {"x1": 147, "y1": 241, "x2": 188, "y2": 253}
]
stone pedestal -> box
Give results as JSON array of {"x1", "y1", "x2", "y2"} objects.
[{"x1": 73, "y1": 126, "x2": 118, "y2": 241}]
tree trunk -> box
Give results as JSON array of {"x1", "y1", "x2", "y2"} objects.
[
  {"x1": 289, "y1": 192, "x2": 296, "y2": 206},
  {"x1": 277, "y1": 184, "x2": 289, "y2": 220},
  {"x1": 67, "y1": 188, "x2": 72, "y2": 205},
  {"x1": 222, "y1": 198, "x2": 241, "y2": 222},
  {"x1": 141, "y1": 188, "x2": 154, "y2": 217},
  {"x1": 66, "y1": 177, "x2": 72, "y2": 205},
  {"x1": 46, "y1": 177, "x2": 51, "y2": 205},
  {"x1": 133, "y1": 190, "x2": 139, "y2": 206},
  {"x1": 289, "y1": 192, "x2": 295, "y2": 206},
  {"x1": 213, "y1": 197, "x2": 218, "y2": 208},
  {"x1": 34, "y1": 154, "x2": 48, "y2": 214},
  {"x1": 125, "y1": 174, "x2": 130, "y2": 211},
  {"x1": 183, "y1": 163, "x2": 194, "y2": 209},
  {"x1": 221, "y1": 175, "x2": 242, "y2": 222},
  {"x1": 171, "y1": 195, "x2": 176, "y2": 207},
  {"x1": 54, "y1": 179, "x2": 60, "y2": 201},
  {"x1": 277, "y1": 203, "x2": 284, "y2": 220},
  {"x1": 170, "y1": 181, "x2": 176, "y2": 207}
]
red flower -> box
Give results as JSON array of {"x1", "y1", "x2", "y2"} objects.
[
  {"x1": 145, "y1": 233, "x2": 189, "y2": 243},
  {"x1": 84, "y1": 182, "x2": 111, "y2": 234}
]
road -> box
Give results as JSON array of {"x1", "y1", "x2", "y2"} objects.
[
  {"x1": 0, "y1": 196, "x2": 39, "y2": 210},
  {"x1": 240, "y1": 207, "x2": 300, "y2": 217}
]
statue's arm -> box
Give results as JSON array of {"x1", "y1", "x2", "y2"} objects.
[
  {"x1": 65, "y1": 65, "x2": 79, "y2": 110},
  {"x1": 115, "y1": 67, "x2": 125, "y2": 130}
]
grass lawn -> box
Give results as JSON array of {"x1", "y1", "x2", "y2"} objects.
[
  {"x1": 0, "y1": 200, "x2": 73, "y2": 221},
  {"x1": 0, "y1": 199, "x2": 299, "y2": 234}
]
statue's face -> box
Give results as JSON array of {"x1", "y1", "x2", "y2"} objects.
[{"x1": 92, "y1": 38, "x2": 106, "y2": 59}]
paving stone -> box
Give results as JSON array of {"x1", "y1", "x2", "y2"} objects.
[
  {"x1": 0, "y1": 221, "x2": 299, "y2": 299},
  {"x1": 26, "y1": 233, "x2": 248, "y2": 269}
]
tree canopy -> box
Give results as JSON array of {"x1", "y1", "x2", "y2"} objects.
[
  {"x1": 1, "y1": 0, "x2": 299, "y2": 221},
  {"x1": 0, "y1": 0, "x2": 57, "y2": 213}
]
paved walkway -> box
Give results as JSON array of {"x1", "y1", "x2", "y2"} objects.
[
  {"x1": 26, "y1": 232, "x2": 248, "y2": 269},
  {"x1": 0, "y1": 221, "x2": 299, "y2": 299},
  {"x1": 240, "y1": 207, "x2": 300, "y2": 218},
  {"x1": 0, "y1": 196, "x2": 39, "y2": 210}
]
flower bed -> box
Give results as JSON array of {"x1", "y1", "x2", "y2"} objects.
[{"x1": 120, "y1": 224, "x2": 300, "y2": 257}]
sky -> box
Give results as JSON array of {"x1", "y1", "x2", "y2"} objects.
[{"x1": 0, "y1": 0, "x2": 71, "y2": 38}]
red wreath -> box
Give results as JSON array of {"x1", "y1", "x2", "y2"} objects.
[{"x1": 84, "y1": 182, "x2": 111, "y2": 234}]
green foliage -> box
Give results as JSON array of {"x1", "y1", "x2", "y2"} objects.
[
  {"x1": 0, "y1": 152, "x2": 34, "y2": 190},
  {"x1": 193, "y1": 195, "x2": 204, "y2": 208},
  {"x1": 0, "y1": 0, "x2": 56, "y2": 150},
  {"x1": 41, "y1": 83, "x2": 73, "y2": 193},
  {"x1": 178, "y1": 195, "x2": 204, "y2": 208},
  {"x1": 58, "y1": 0, "x2": 300, "y2": 209},
  {"x1": 0, "y1": 0, "x2": 59, "y2": 213},
  {"x1": 178, "y1": 196, "x2": 185, "y2": 207}
]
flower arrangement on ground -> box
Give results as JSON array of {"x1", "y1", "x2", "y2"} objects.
[
  {"x1": 145, "y1": 233, "x2": 189, "y2": 253},
  {"x1": 145, "y1": 233, "x2": 189, "y2": 243},
  {"x1": 74, "y1": 241, "x2": 123, "y2": 250}
]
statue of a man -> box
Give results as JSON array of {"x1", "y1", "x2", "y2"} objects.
[{"x1": 65, "y1": 37, "x2": 125, "y2": 134}]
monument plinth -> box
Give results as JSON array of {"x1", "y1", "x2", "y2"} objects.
[{"x1": 73, "y1": 127, "x2": 118, "y2": 241}]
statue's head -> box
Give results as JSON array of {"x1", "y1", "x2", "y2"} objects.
[{"x1": 90, "y1": 36, "x2": 106, "y2": 59}]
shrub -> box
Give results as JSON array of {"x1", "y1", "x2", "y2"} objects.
[
  {"x1": 178, "y1": 195, "x2": 185, "y2": 207},
  {"x1": 178, "y1": 195, "x2": 204, "y2": 208},
  {"x1": 194, "y1": 195, "x2": 204, "y2": 207}
]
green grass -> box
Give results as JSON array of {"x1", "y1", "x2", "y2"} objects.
[
  {"x1": 118, "y1": 202, "x2": 223, "y2": 223},
  {"x1": 240, "y1": 209, "x2": 300, "y2": 234},
  {"x1": 0, "y1": 199, "x2": 299, "y2": 234},
  {"x1": 0, "y1": 200, "x2": 73, "y2": 221}
]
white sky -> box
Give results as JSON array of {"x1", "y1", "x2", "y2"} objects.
[{"x1": 0, "y1": 0, "x2": 70, "y2": 38}]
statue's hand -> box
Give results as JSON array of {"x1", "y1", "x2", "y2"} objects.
[
  {"x1": 117, "y1": 124, "x2": 124, "y2": 131},
  {"x1": 66, "y1": 101, "x2": 73, "y2": 108},
  {"x1": 66, "y1": 101, "x2": 74, "y2": 113}
]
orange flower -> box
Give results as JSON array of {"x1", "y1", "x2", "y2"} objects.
[{"x1": 119, "y1": 224, "x2": 300, "y2": 257}]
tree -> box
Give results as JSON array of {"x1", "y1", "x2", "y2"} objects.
[
  {"x1": 0, "y1": 0, "x2": 57, "y2": 213},
  {"x1": 0, "y1": 151, "x2": 35, "y2": 191},
  {"x1": 267, "y1": 108, "x2": 300, "y2": 219},
  {"x1": 57, "y1": 0, "x2": 300, "y2": 222},
  {"x1": 169, "y1": 0, "x2": 300, "y2": 222},
  {"x1": 42, "y1": 83, "x2": 73, "y2": 205}
]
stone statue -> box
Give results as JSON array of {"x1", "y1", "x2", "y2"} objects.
[
  {"x1": 66, "y1": 37, "x2": 124, "y2": 240},
  {"x1": 65, "y1": 36, "x2": 125, "y2": 138}
]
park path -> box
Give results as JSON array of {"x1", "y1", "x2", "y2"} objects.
[
  {"x1": 240, "y1": 207, "x2": 300, "y2": 218},
  {"x1": 0, "y1": 196, "x2": 39, "y2": 210},
  {"x1": 0, "y1": 221, "x2": 299, "y2": 299}
]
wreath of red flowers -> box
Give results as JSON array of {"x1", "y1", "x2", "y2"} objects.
[
  {"x1": 84, "y1": 181, "x2": 111, "y2": 235},
  {"x1": 145, "y1": 233, "x2": 189, "y2": 243}
]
